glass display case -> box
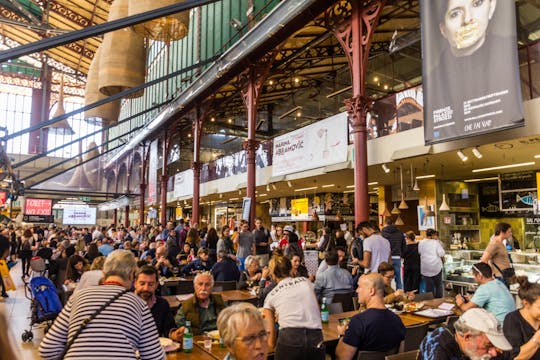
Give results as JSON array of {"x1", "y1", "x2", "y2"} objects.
[{"x1": 444, "y1": 250, "x2": 540, "y2": 294}]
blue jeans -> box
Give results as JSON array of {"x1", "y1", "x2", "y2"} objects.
[
  {"x1": 392, "y1": 258, "x2": 403, "y2": 289},
  {"x1": 422, "y1": 271, "x2": 443, "y2": 298}
]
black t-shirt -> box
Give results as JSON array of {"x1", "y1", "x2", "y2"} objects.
[
  {"x1": 403, "y1": 243, "x2": 420, "y2": 270},
  {"x1": 253, "y1": 227, "x2": 270, "y2": 255},
  {"x1": 343, "y1": 308, "x2": 405, "y2": 352},
  {"x1": 503, "y1": 310, "x2": 540, "y2": 359},
  {"x1": 150, "y1": 296, "x2": 176, "y2": 337}
]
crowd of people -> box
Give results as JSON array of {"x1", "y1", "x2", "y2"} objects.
[{"x1": 0, "y1": 217, "x2": 536, "y2": 360}]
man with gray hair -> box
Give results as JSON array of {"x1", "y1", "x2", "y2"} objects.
[
  {"x1": 170, "y1": 271, "x2": 225, "y2": 340},
  {"x1": 419, "y1": 308, "x2": 512, "y2": 360},
  {"x1": 39, "y1": 250, "x2": 164, "y2": 360}
]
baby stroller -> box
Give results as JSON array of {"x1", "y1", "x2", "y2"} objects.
[{"x1": 22, "y1": 276, "x2": 62, "y2": 342}]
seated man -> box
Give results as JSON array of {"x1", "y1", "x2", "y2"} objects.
[
  {"x1": 152, "y1": 245, "x2": 178, "y2": 278},
  {"x1": 314, "y1": 249, "x2": 353, "y2": 303},
  {"x1": 336, "y1": 273, "x2": 405, "y2": 359},
  {"x1": 377, "y1": 261, "x2": 415, "y2": 304},
  {"x1": 455, "y1": 262, "x2": 515, "y2": 324},
  {"x1": 170, "y1": 271, "x2": 225, "y2": 339},
  {"x1": 181, "y1": 247, "x2": 213, "y2": 275},
  {"x1": 419, "y1": 308, "x2": 512, "y2": 359},
  {"x1": 134, "y1": 265, "x2": 176, "y2": 337},
  {"x1": 316, "y1": 246, "x2": 347, "y2": 277},
  {"x1": 211, "y1": 250, "x2": 240, "y2": 282}
]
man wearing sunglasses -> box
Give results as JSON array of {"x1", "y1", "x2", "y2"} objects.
[
  {"x1": 455, "y1": 262, "x2": 515, "y2": 324},
  {"x1": 419, "y1": 308, "x2": 512, "y2": 360}
]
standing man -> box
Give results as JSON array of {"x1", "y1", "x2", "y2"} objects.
[
  {"x1": 39, "y1": 250, "x2": 164, "y2": 360},
  {"x1": 236, "y1": 222, "x2": 255, "y2": 271},
  {"x1": 355, "y1": 221, "x2": 391, "y2": 274},
  {"x1": 455, "y1": 262, "x2": 515, "y2": 324},
  {"x1": 381, "y1": 219, "x2": 406, "y2": 289},
  {"x1": 253, "y1": 217, "x2": 271, "y2": 267},
  {"x1": 134, "y1": 265, "x2": 176, "y2": 337},
  {"x1": 480, "y1": 222, "x2": 513, "y2": 286},
  {"x1": 336, "y1": 273, "x2": 405, "y2": 359},
  {"x1": 418, "y1": 228, "x2": 445, "y2": 298}
]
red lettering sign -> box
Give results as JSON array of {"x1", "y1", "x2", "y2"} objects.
[{"x1": 24, "y1": 198, "x2": 52, "y2": 216}]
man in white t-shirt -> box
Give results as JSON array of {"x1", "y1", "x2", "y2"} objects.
[
  {"x1": 355, "y1": 221, "x2": 391, "y2": 274},
  {"x1": 418, "y1": 228, "x2": 445, "y2": 298}
]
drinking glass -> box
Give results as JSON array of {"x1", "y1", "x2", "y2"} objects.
[{"x1": 204, "y1": 334, "x2": 212, "y2": 350}]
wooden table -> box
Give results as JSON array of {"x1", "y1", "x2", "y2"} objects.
[
  {"x1": 165, "y1": 344, "x2": 216, "y2": 359},
  {"x1": 164, "y1": 290, "x2": 257, "y2": 311},
  {"x1": 192, "y1": 335, "x2": 228, "y2": 360}
]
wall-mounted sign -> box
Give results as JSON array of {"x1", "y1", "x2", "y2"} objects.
[
  {"x1": 291, "y1": 198, "x2": 309, "y2": 220},
  {"x1": 24, "y1": 198, "x2": 52, "y2": 216},
  {"x1": 147, "y1": 140, "x2": 158, "y2": 204},
  {"x1": 174, "y1": 170, "x2": 194, "y2": 198},
  {"x1": 241, "y1": 198, "x2": 252, "y2": 221},
  {"x1": 421, "y1": 0, "x2": 523, "y2": 144},
  {"x1": 62, "y1": 207, "x2": 97, "y2": 225},
  {"x1": 272, "y1": 112, "x2": 348, "y2": 176}
]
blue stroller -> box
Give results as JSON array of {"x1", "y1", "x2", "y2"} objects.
[{"x1": 22, "y1": 276, "x2": 62, "y2": 342}]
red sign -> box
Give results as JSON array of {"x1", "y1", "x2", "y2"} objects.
[
  {"x1": 24, "y1": 198, "x2": 53, "y2": 216},
  {"x1": 0, "y1": 192, "x2": 6, "y2": 206}
]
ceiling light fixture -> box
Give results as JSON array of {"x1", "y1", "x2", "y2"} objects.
[
  {"x1": 534, "y1": 154, "x2": 540, "y2": 158},
  {"x1": 439, "y1": 194, "x2": 450, "y2": 211},
  {"x1": 326, "y1": 85, "x2": 352, "y2": 99},
  {"x1": 287, "y1": 181, "x2": 292, "y2": 188},
  {"x1": 398, "y1": 167, "x2": 408, "y2": 209},
  {"x1": 472, "y1": 147, "x2": 483, "y2": 159},
  {"x1": 472, "y1": 162, "x2": 535, "y2": 173},
  {"x1": 416, "y1": 174, "x2": 435, "y2": 179},
  {"x1": 346, "y1": 185, "x2": 355, "y2": 188},
  {"x1": 391, "y1": 202, "x2": 400, "y2": 215},
  {"x1": 322, "y1": 184, "x2": 335, "y2": 188},
  {"x1": 368, "y1": 182, "x2": 378, "y2": 186},
  {"x1": 294, "y1": 186, "x2": 318, "y2": 192},
  {"x1": 464, "y1": 177, "x2": 499, "y2": 183},
  {"x1": 382, "y1": 164, "x2": 390, "y2": 173},
  {"x1": 266, "y1": 184, "x2": 270, "y2": 192},
  {"x1": 271, "y1": 184, "x2": 276, "y2": 190},
  {"x1": 279, "y1": 106, "x2": 302, "y2": 119},
  {"x1": 457, "y1": 149, "x2": 468, "y2": 162},
  {"x1": 343, "y1": 189, "x2": 355, "y2": 193}
]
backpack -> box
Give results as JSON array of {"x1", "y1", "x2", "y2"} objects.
[{"x1": 22, "y1": 238, "x2": 32, "y2": 251}]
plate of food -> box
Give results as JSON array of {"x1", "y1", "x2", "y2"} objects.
[
  {"x1": 159, "y1": 337, "x2": 180, "y2": 352},
  {"x1": 207, "y1": 330, "x2": 220, "y2": 340},
  {"x1": 403, "y1": 302, "x2": 424, "y2": 313}
]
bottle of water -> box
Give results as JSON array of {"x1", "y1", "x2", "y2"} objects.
[
  {"x1": 321, "y1": 297, "x2": 329, "y2": 323},
  {"x1": 183, "y1": 320, "x2": 193, "y2": 353}
]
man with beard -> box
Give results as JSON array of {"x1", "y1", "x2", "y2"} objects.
[
  {"x1": 418, "y1": 308, "x2": 512, "y2": 360},
  {"x1": 134, "y1": 265, "x2": 176, "y2": 337},
  {"x1": 170, "y1": 272, "x2": 225, "y2": 339}
]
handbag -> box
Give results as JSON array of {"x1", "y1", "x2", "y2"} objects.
[
  {"x1": 492, "y1": 262, "x2": 515, "y2": 286},
  {"x1": 58, "y1": 288, "x2": 129, "y2": 359},
  {"x1": 0, "y1": 260, "x2": 15, "y2": 291}
]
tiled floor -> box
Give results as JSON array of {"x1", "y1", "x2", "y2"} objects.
[{"x1": 1, "y1": 261, "x2": 45, "y2": 359}]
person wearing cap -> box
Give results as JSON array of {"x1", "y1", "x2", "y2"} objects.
[
  {"x1": 455, "y1": 262, "x2": 515, "y2": 324},
  {"x1": 418, "y1": 228, "x2": 445, "y2": 298},
  {"x1": 419, "y1": 308, "x2": 512, "y2": 360},
  {"x1": 355, "y1": 221, "x2": 391, "y2": 274}
]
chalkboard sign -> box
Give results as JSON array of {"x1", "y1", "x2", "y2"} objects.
[
  {"x1": 500, "y1": 172, "x2": 537, "y2": 212},
  {"x1": 479, "y1": 182, "x2": 502, "y2": 217}
]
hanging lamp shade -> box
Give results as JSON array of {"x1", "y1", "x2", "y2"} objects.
[
  {"x1": 85, "y1": 47, "x2": 121, "y2": 125},
  {"x1": 413, "y1": 178, "x2": 420, "y2": 191},
  {"x1": 46, "y1": 76, "x2": 75, "y2": 135},
  {"x1": 66, "y1": 159, "x2": 93, "y2": 189},
  {"x1": 83, "y1": 141, "x2": 100, "y2": 189},
  {"x1": 394, "y1": 215, "x2": 404, "y2": 226},
  {"x1": 399, "y1": 194, "x2": 409, "y2": 210},
  {"x1": 382, "y1": 203, "x2": 391, "y2": 217},
  {"x1": 128, "y1": 0, "x2": 190, "y2": 42},
  {"x1": 391, "y1": 202, "x2": 400, "y2": 214},
  {"x1": 99, "y1": 0, "x2": 146, "y2": 98},
  {"x1": 439, "y1": 193, "x2": 451, "y2": 211}
]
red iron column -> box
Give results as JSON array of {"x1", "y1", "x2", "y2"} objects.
[
  {"x1": 191, "y1": 161, "x2": 202, "y2": 225},
  {"x1": 160, "y1": 134, "x2": 171, "y2": 227},
  {"x1": 139, "y1": 144, "x2": 148, "y2": 225},
  {"x1": 324, "y1": 0, "x2": 385, "y2": 224},
  {"x1": 124, "y1": 205, "x2": 130, "y2": 228},
  {"x1": 191, "y1": 102, "x2": 211, "y2": 226},
  {"x1": 113, "y1": 208, "x2": 118, "y2": 227},
  {"x1": 29, "y1": 60, "x2": 50, "y2": 154}
]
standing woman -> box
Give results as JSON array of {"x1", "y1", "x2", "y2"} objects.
[
  {"x1": 403, "y1": 231, "x2": 421, "y2": 292},
  {"x1": 19, "y1": 228, "x2": 34, "y2": 278},
  {"x1": 263, "y1": 255, "x2": 324, "y2": 360},
  {"x1": 217, "y1": 225, "x2": 237, "y2": 261},
  {"x1": 503, "y1": 276, "x2": 540, "y2": 359}
]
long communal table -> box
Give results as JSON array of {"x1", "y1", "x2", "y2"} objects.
[{"x1": 164, "y1": 289, "x2": 257, "y2": 311}]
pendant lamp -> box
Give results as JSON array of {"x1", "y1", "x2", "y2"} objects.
[
  {"x1": 46, "y1": 76, "x2": 75, "y2": 135},
  {"x1": 66, "y1": 159, "x2": 93, "y2": 189},
  {"x1": 83, "y1": 141, "x2": 100, "y2": 189},
  {"x1": 398, "y1": 167, "x2": 408, "y2": 209},
  {"x1": 439, "y1": 194, "x2": 451, "y2": 211},
  {"x1": 391, "y1": 202, "x2": 400, "y2": 214},
  {"x1": 394, "y1": 215, "x2": 404, "y2": 226},
  {"x1": 411, "y1": 163, "x2": 420, "y2": 191},
  {"x1": 382, "y1": 203, "x2": 391, "y2": 217},
  {"x1": 129, "y1": 0, "x2": 190, "y2": 42},
  {"x1": 84, "y1": 47, "x2": 121, "y2": 125},
  {"x1": 99, "y1": 0, "x2": 146, "y2": 98}
]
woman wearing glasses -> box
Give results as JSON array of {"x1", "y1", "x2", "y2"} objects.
[
  {"x1": 377, "y1": 262, "x2": 415, "y2": 304},
  {"x1": 217, "y1": 302, "x2": 268, "y2": 360}
]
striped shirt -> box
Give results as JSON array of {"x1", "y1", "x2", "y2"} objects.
[{"x1": 39, "y1": 284, "x2": 165, "y2": 360}]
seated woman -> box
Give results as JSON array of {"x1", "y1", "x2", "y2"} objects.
[
  {"x1": 503, "y1": 276, "x2": 540, "y2": 359},
  {"x1": 238, "y1": 255, "x2": 262, "y2": 290},
  {"x1": 217, "y1": 302, "x2": 269, "y2": 360},
  {"x1": 377, "y1": 262, "x2": 414, "y2": 304},
  {"x1": 176, "y1": 243, "x2": 192, "y2": 265},
  {"x1": 64, "y1": 255, "x2": 87, "y2": 286},
  {"x1": 288, "y1": 253, "x2": 309, "y2": 279}
]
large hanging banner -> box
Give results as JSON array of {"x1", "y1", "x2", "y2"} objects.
[
  {"x1": 272, "y1": 112, "x2": 348, "y2": 176},
  {"x1": 421, "y1": 0, "x2": 523, "y2": 144},
  {"x1": 173, "y1": 170, "x2": 194, "y2": 199},
  {"x1": 147, "y1": 140, "x2": 158, "y2": 204}
]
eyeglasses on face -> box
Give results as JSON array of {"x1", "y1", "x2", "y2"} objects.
[{"x1": 235, "y1": 330, "x2": 269, "y2": 346}]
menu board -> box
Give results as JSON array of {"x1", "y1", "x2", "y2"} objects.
[{"x1": 500, "y1": 172, "x2": 537, "y2": 212}]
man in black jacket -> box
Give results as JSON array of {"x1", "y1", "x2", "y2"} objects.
[
  {"x1": 381, "y1": 219, "x2": 406, "y2": 290},
  {"x1": 134, "y1": 265, "x2": 176, "y2": 337},
  {"x1": 211, "y1": 250, "x2": 240, "y2": 282}
]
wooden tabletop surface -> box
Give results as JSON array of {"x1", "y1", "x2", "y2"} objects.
[{"x1": 165, "y1": 342, "x2": 216, "y2": 360}]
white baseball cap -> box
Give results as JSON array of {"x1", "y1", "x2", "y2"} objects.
[
  {"x1": 458, "y1": 308, "x2": 512, "y2": 351},
  {"x1": 283, "y1": 225, "x2": 294, "y2": 233}
]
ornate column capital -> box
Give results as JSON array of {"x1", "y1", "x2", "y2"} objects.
[
  {"x1": 191, "y1": 161, "x2": 202, "y2": 172},
  {"x1": 345, "y1": 95, "x2": 372, "y2": 133}
]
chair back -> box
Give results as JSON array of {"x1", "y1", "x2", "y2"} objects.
[
  {"x1": 332, "y1": 292, "x2": 355, "y2": 312},
  {"x1": 445, "y1": 315, "x2": 459, "y2": 329},
  {"x1": 385, "y1": 350, "x2": 419, "y2": 360},
  {"x1": 401, "y1": 323, "x2": 428, "y2": 352},
  {"x1": 176, "y1": 280, "x2": 195, "y2": 295},
  {"x1": 214, "y1": 281, "x2": 237, "y2": 291},
  {"x1": 357, "y1": 347, "x2": 398, "y2": 360},
  {"x1": 328, "y1": 302, "x2": 343, "y2": 314},
  {"x1": 413, "y1": 292, "x2": 434, "y2": 301}
]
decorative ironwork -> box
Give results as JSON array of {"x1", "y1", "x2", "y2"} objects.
[{"x1": 345, "y1": 95, "x2": 372, "y2": 133}]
